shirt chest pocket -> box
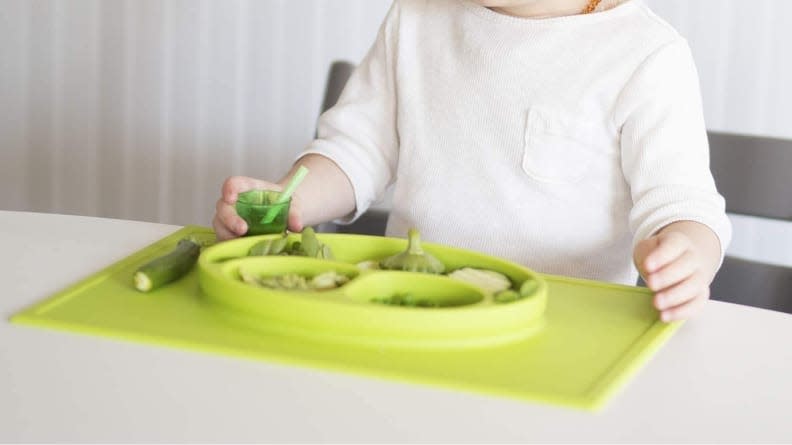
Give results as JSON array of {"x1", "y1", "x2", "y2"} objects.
[{"x1": 522, "y1": 106, "x2": 606, "y2": 184}]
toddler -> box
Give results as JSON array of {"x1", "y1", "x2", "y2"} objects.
[{"x1": 213, "y1": 0, "x2": 732, "y2": 322}]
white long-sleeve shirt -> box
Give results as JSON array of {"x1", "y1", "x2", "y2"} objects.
[{"x1": 300, "y1": 0, "x2": 732, "y2": 285}]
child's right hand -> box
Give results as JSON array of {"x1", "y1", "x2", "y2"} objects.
[{"x1": 212, "y1": 176, "x2": 304, "y2": 241}]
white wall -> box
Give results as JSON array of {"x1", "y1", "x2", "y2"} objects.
[
  {"x1": 1, "y1": 0, "x2": 790, "y2": 262},
  {"x1": 647, "y1": 0, "x2": 792, "y2": 139},
  {"x1": 0, "y1": 0, "x2": 391, "y2": 225}
]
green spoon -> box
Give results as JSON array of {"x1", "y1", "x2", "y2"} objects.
[{"x1": 261, "y1": 165, "x2": 309, "y2": 224}]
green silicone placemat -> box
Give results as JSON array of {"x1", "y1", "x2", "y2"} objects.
[{"x1": 10, "y1": 226, "x2": 680, "y2": 411}]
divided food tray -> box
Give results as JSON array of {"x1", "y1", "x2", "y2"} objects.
[
  {"x1": 199, "y1": 232, "x2": 548, "y2": 348},
  {"x1": 11, "y1": 226, "x2": 680, "y2": 411}
]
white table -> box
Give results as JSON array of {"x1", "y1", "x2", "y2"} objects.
[{"x1": 2, "y1": 210, "x2": 791, "y2": 442}]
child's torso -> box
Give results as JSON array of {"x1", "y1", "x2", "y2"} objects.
[{"x1": 385, "y1": 0, "x2": 678, "y2": 284}]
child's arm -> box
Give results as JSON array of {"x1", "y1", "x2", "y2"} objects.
[
  {"x1": 212, "y1": 154, "x2": 355, "y2": 240},
  {"x1": 215, "y1": 3, "x2": 401, "y2": 241},
  {"x1": 633, "y1": 221, "x2": 722, "y2": 322},
  {"x1": 615, "y1": 38, "x2": 732, "y2": 321}
]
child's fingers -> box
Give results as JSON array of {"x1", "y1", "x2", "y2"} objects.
[
  {"x1": 221, "y1": 176, "x2": 280, "y2": 204},
  {"x1": 642, "y1": 231, "x2": 689, "y2": 273},
  {"x1": 212, "y1": 214, "x2": 237, "y2": 241},
  {"x1": 660, "y1": 290, "x2": 709, "y2": 322},
  {"x1": 644, "y1": 250, "x2": 697, "y2": 291},
  {"x1": 654, "y1": 274, "x2": 709, "y2": 311},
  {"x1": 214, "y1": 199, "x2": 247, "y2": 237},
  {"x1": 633, "y1": 237, "x2": 659, "y2": 276},
  {"x1": 287, "y1": 199, "x2": 304, "y2": 233}
]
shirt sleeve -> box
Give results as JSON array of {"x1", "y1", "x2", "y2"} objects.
[
  {"x1": 296, "y1": 1, "x2": 400, "y2": 224},
  {"x1": 615, "y1": 38, "x2": 732, "y2": 259}
]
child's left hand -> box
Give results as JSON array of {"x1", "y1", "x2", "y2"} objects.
[{"x1": 633, "y1": 221, "x2": 722, "y2": 323}]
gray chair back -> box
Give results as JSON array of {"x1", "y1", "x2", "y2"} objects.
[
  {"x1": 707, "y1": 131, "x2": 792, "y2": 313},
  {"x1": 319, "y1": 61, "x2": 355, "y2": 115}
]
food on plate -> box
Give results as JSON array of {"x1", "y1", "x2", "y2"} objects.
[
  {"x1": 134, "y1": 235, "x2": 215, "y2": 292},
  {"x1": 248, "y1": 234, "x2": 289, "y2": 256},
  {"x1": 493, "y1": 289, "x2": 521, "y2": 303},
  {"x1": 447, "y1": 267, "x2": 511, "y2": 295},
  {"x1": 380, "y1": 228, "x2": 445, "y2": 274},
  {"x1": 246, "y1": 227, "x2": 334, "y2": 259},
  {"x1": 291, "y1": 227, "x2": 333, "y2": 259},
  {"x1": 239, "y1": 270, "x2": 350, "y2": 291},
  {"x1": 519, "y1": 277, "x2": 541, "y2": 298},
  {"x1": 356, "y1": 260, "x2": 381, "y2": 270},
  {"x1": 370, "y1": 292, "x2": 439, "y2": 307}
]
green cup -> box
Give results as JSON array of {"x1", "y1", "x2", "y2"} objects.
[{"x1": 235, "y1": 189, "x2": 290, "y2": 236}]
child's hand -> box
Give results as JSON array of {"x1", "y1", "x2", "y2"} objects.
[
  {"x1": 212, "y1": 176, "x2": 304, "y2": 241},
  {"x1": 633, "y1": 221, "x2": 721, "y2": 323}
]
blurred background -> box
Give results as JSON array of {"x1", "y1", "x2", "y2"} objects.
[{"x1": 1, "y1": 0, "x2": 790, "y2": 265}]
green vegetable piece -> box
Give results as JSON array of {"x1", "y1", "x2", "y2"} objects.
[
  {"x1": 286, "y1": 227, "x2": 334, "y2": 259},
  {"x1": 300, "y1": 227, "x2": 320, "y2": 257},
  {"x1": 310, "y1": 270, "x2": 339, "y2": 290},
  {"x1": 269, "y1": 236, "x2": 289, "y2": 255},
  {"x1": 248, "y1": 239, "x2": 273, "y2": 256},
  {"x1": 380, "y1": 228, "x2": 445, "y2": 274},
  {"x1": 248, "y1": 235, "x2": 289, "y2": 256},
  {"x1": 239, "y1": 269, "x2": 262, "y2": 286},
  {"x1": 447, "y1": 267, "x2": 511, "y2": 295},
  {"x1": 319, "y1": 244, "x2": 334, "y2": 260},
  {"x1": 356, "y1": 260, "x2": 380, "y2": 271},
  {"x1": 134, "y1": 238, "x2": 201, "y2": 292},
  {"x1": 494, "y1": 289, "x2": 521, "y2": 303},
  {"x1": 416, "y1": 299, "x2": 439, "y2": 308},
  {"x1": 292, "y1": 275, "x2": 305, "y2": 290},
  {"x1": 270, "y1": 274, "x2": 287, "y2": 289},
  {"x1": 369, "y1": 292, "x2": 439, "y2": 308},
  {"x1": 520, "y1": 278, "x2": 540, "y2": 298},
  {"x1": 259, "y1": 276, "x2": 280, "y2": 288},
  {"x1": 240, "y1": 270, "x2": 351, "y2": 292},
  {"x1": 185, "y1": 233, "x2": 217, "y2": 248}
]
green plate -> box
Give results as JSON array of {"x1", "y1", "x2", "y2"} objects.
[
  {"x1": 200, "y1": 233, "x2": 548, "y2": 348},
  {"x1": 10, "y1": 226, "x2": 680, "y2": 411}
]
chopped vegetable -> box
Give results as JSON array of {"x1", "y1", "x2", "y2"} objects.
[
  {"x1": 248, "y1": 234, "x2": 289, "y2": 256},
  {"x1": 493, "y1": 289, "x2": 521, "y2": 303},
  {"x1": 186, "y1": 233, "x2": 217, "y2": 248},
  {"x1": 134, "y1": 237, "x2": 203, "y2": 292},
  {"x1": 300, "y1": 226, "x2": 320, "y2": 257},
  {"x1": 447, "y1": 267, "x2": 511, "y2": 295},
  {"x1": 380, "y1": 228, "x2": 445, "y2": 274},
  {"x1": 239, "y1": 269, "x2": 262, "y2": 286},
  {"x1": 371, "y1": 293, "x2": 439, "y2": 307},
  {"x1": 245, "y1": 228, "x2": 333, "y2": 259},
  {"x1": 356, "y1": 260, "x2": 380, "y2": 271},
  {"x1": 262, "y1": 274, "x2": 310, "y2": 290},
  {"x1": 491, "y1": 278, "x2": 542, "y2": 303},
  {"x1": 310, "y1": 271, "x2": 350, "y2": 289},
  {"x1": 289, "y1": 227, "x2": 334, "y2": 259},
  {"x1": 520, "y1": 278, "x2": 540, "y2": 298},
  {"x1": 239, "y1": 270, "x2": 350, "y2": 291}
]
